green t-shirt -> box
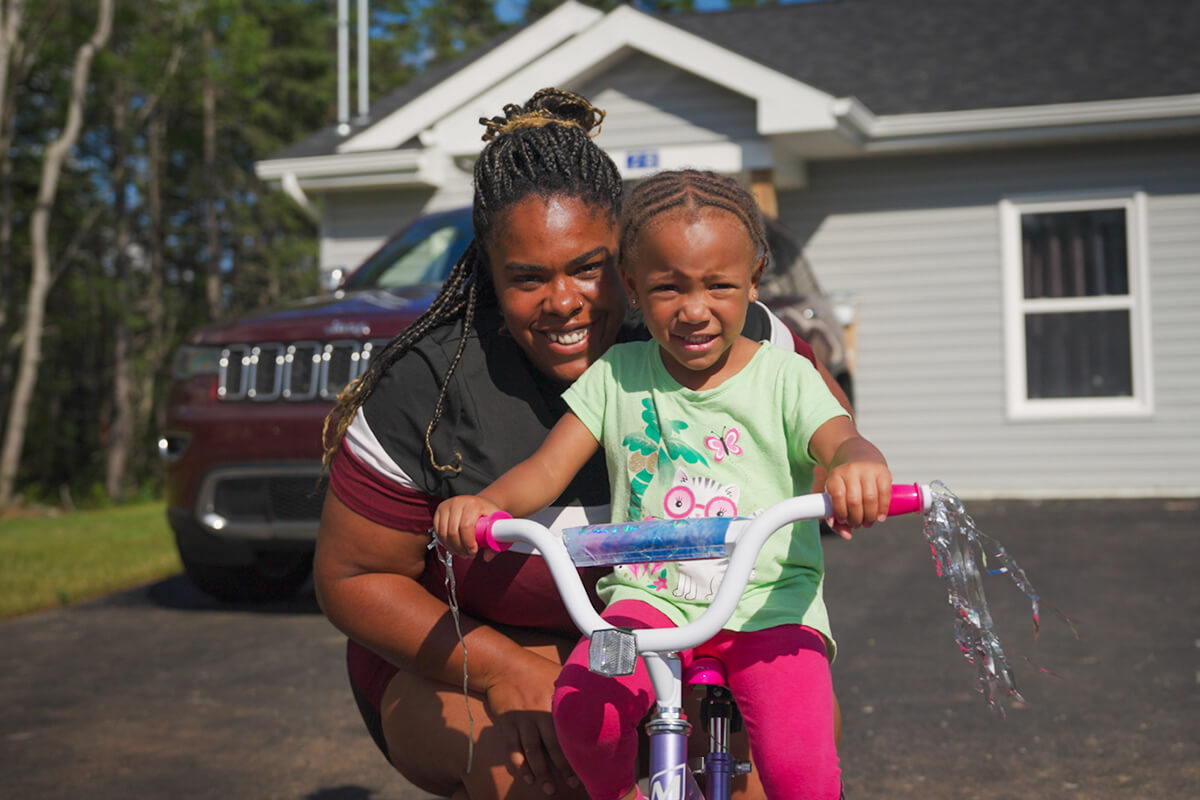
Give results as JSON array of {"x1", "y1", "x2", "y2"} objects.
[{"x1": 563, "y1": 340, "x2": 849, "y2": 644}]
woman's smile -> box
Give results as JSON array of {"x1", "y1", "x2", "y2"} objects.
[{"x1": 543, "y1": 325, "x2": 592, "y2": 348}]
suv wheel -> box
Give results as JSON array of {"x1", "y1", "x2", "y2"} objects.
[{"x1": 181, "y1": 551, "x2": 312, "y2": 603}]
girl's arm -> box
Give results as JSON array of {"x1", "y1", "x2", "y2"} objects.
[
  {"x1": 434, "y1": 412, "x2": 600, "y2": 557},
  {"x1": 808, "y1": 415, "x2": 892, "y2": 539},
  {"x1": 810, "y1": 358, "x2": 853, "y2": 497}
]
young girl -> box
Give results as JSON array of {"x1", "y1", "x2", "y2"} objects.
[{"x1": 435, "y1": 169, "x2": 891, "y2": 800}]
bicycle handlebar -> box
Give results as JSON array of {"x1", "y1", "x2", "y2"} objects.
[
  {"x1": 474, "y1": 511, "x2": 513, "y2": 553},
  {"x1": 473, "y1": 483, "x2": 931, "y2": 655},
  {"x1": 887, "y1": 482, "x2": 928, "y2": 516}
]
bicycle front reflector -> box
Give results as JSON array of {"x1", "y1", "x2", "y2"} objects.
[{"x1": 589, "y1": 627, "x2": 638, "y2": 676}]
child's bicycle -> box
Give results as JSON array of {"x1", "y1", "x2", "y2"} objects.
[{"x1": 470, "y1": 483, "x2": 933, "y2": 800}]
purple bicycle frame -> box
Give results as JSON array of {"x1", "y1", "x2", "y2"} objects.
[{"x1": 647, "y1": 712, "x2": 708, "y2": 800}]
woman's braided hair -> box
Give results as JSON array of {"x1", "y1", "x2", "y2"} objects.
[
  {"x1": 321, "y1": 88, "x2": 622, "y2": 474},
  {"x1": 619, "y1": 169, "x2": 768, "y2": 272}
]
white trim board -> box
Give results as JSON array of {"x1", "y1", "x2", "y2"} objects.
[
  {"x1": 836, "y1": 94, "x2": 1200, "y2": 154},
  {"x1": 605, "y1": 140, "x2": 774, "y2": 179}
]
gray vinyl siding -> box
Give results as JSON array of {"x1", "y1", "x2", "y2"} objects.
[
  {"x1": 779, "y1": 136, "x2": 1200, "y2": 498},
  {"x1": 578, "y1": 52, "x2": 759, "y2": 150},
  {"x1": 318, "y1": 183, "x2": 472, "y2": 275}
]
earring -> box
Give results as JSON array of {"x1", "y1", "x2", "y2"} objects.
[{"x1": 629, "y1": 296, "x2": 639, "y2": 307}]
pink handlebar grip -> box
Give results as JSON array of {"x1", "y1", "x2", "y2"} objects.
[
  {"x1": 887, "y1": 483, "x2": 928, "y2": 516},
  {"x1": 474, "y1": 512, "x2": 514, "y2": 552}
]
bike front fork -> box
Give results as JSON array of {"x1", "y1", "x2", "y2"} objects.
[{"x1": 646, "y1": 687, "x2": 751, "y2": 800}]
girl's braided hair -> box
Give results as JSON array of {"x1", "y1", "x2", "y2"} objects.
[
  {"x1": 619, "y1": 169, "x2": 768, "y2": 271},
  {"x1": 321, "y1": 88, "x2": 622, "y2": 474}
]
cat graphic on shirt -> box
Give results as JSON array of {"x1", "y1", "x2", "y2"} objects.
[{"x1": 663, "y1": 467, "x2": 749, "y2": 602}]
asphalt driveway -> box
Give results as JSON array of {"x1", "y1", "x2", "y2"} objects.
[{"x1": 1, "y1": 497, "x2": 1197, "y2": 799}]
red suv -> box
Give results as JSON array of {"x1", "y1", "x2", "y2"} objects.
[{"x1": 162, "y1": 207, "x2": 853, "y2": 602}]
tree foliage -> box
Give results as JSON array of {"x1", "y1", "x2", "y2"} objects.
[
  {"x1": 0, "y1": 0, "x2": 342, "y2": 505},
  {"x1": 0, "y1": 0, "x2": 775, "y2": 507}
]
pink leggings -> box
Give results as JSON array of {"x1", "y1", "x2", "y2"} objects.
[{"x1": 552, "y1": 599, "x2": 841, "y2": 800}]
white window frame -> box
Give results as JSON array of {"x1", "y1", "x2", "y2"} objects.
[{"x1": 999, "y1": 190, "x2": 1154, "y2": 420}]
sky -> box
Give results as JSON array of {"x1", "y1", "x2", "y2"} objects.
[{"x1": 494, "y1": 1, "x2": 820, "y2": 25}]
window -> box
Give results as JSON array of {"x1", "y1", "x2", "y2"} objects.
[{"x1": 1000, "y1": 192, "x2": 1153, "y2": 419}]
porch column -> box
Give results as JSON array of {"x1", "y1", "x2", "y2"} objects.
[{"x1": 749, "y1": 168, "x2": 778, "y2": 218}]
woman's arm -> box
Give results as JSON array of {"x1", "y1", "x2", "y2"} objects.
[
  {"x1": 754, "y1": 302, "x2": 853, "y2": 495},
  {"x1": 810, "y1": 358, "x2": 852, "y2": 499},
  {"x1": 315, "y1": 492, "x2": 539, "y2": 686},
  {"x1": 314, "y1": 490, "x2": 576, "y2": 785},
  {"x1": 815, "y1": 358, "x2": 852, "y2": 416}
]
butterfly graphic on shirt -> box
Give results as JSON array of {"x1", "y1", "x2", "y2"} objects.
[{"x1": 704, "y1": 427, "x2": 742, "y2": 462}]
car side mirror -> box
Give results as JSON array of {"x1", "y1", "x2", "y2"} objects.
[{"x1": 323, "y1": 267, "x2": 346, "y2": 293}]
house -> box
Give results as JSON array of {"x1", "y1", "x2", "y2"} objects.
[{"x1": 256, "y1": 0, "x2": 1200, "y2": 498}]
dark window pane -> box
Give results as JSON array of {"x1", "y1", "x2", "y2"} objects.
[
  {"x1": 1025, "y1": 310, "x2": 1132, "y2": 398},
  {"x1": 1022, "y1": 209, "x2": 1128, "y2": 299}
]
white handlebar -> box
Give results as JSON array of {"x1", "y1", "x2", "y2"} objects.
[{"x1": 478, "y1": 484, "x2": 930, "y2": 655}]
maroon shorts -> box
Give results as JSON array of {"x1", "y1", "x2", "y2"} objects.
[{"x1": 347, "y1": 639, "x2": 398, "y2": 760}]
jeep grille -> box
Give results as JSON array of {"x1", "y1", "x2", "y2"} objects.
[
  {"x1": 217, "y1": 341, "x2": 384, "y2": 402},
  {"x1": 210, "y1": 472, "x2": 328, "y2": 523}
]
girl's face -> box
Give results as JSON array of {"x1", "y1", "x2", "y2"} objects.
[
  {"x1": 486, "y1": 194, "x2": 625, "y2": 385},
  {"x1": 624, "y1": 209, "x2": 762, "y2": 390}
]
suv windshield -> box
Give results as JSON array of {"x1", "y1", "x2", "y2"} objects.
[{"x1": 343, "y1": 208, "x2": 473, "y2": 290}]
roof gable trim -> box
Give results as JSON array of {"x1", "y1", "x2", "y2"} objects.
[
  {"x1": 337, "y1": 1, "x2": 603, "y2": 154},
  {"x1": 433, "y1": 5, "x2": 837, "y2": 155}
]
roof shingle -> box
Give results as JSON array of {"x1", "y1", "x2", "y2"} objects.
[
  {"x1": 670, "y1": 0, "x2": 1200, "y2": 114},
  {"x1": 268, "y1": 0, "x2": 1200, "y2": 160}
]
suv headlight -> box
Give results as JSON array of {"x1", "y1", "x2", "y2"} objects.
[{"x1": 172, "y1": 345, "x2": 221, "y2": 380}]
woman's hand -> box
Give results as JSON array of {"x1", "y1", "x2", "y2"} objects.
[
  {"x1": 433, "y1": 494, "x2": 503, "y2": 558},
  {"x1": 484, "y1": 653, "x2": 580, "y2": 793}
]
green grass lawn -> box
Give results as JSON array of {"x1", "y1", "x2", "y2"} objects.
[{"x1": 0, "y1": 502, "x2": 181, "y2": 619}]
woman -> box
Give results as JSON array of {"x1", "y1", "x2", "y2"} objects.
[{"x1": 315, "y1": 88, "x2": 849, "y2": 799}]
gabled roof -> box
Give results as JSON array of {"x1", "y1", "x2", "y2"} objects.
[
  {"x1": 672, "y1": 0, "x2": 1200, "y2": 115},
  {"x1": 259, "y1": 0, "x2": 1200, "y2": 184}
]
